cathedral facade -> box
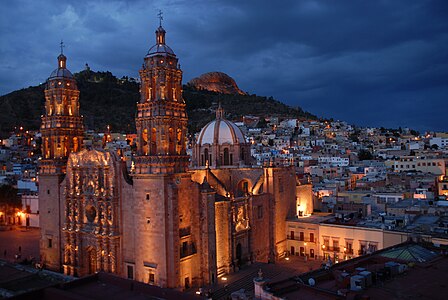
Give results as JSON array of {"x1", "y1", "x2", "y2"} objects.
[{"x1": 39, "y1": 24, "x2": 311, "y2": 290}]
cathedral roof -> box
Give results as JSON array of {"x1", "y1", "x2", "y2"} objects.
[
  {"x1": 146, "y1": 26, "x2": 176, "y2": 57},
  {"x1": 197, "y1": 111, "x2": 246, "y2": 146},
  {"x1": 49, "y1": 53, "x2": 74, "y2": 79},
  {"x1": 147, "y1": 44, "x2": 175, "y2": 56},
  {"x1": 49, "y1": 68, "x2": 74, "y2": 79}
]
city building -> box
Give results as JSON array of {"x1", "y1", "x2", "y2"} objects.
[{"x1": 39, "y1": 23, "x2": 311, "y2": 290}]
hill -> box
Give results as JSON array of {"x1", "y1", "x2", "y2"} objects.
[
  {"x1": 0, "y1": 70, "x2": 316, "y2": 138},
  {"x1": 187, "y1": 72, "x2": 246, "y2": 95}
]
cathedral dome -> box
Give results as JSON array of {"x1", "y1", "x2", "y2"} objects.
[
  {"x1": 197, "y1": 107, "x2": 246, "y2": 146},
  {"x1": 146, "y1": 26, "x2": 176, "y2": 57},
  {"x1": 49, "y1": 54, "x2": 74, "y2": 79},
  {"x1": 49, "y1": 68, "x2": 74, "y2": 79}
]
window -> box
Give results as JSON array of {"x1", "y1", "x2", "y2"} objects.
[
  {"x1": 48, "y1": 238, "x2": 52, "y2": 248},
  {"x1": 146, "y1": 193, "x2": 150, "y2": 201},
  {"x1": 182, "y1": 241, "x2": 188, "y2": 254},
  {"x1": 299, "y1": 232, "x2": 304, "y2": 241},
  {"x1": 243, "y1": 181, "x2": 248, "y2": 193},
  {"x1": 310, "y1": 233, "x2": 314, "y2": 243},
  {"x1": 257, "y1": 206, "x2": 263, "y2": 219},
  {"x1": 149, "y1": 273, "x2": 155, "y2": 284},
  {"x1": 127, "y1": 265, "x2": 134, "y2": 280},
  {"x1": 47, "y1": 189, "x2": 50, "y2": 195}
]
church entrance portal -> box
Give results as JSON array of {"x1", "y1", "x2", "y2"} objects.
[
  {"x1": 236, "y1": 243, "x2": 242, "y2": 266},
  {"x1": 87, "y1": 247, "x2": 97, "y2": 274}
]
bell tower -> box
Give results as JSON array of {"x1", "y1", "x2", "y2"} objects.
[
  {"x1": 39, "y1": 45, "x2": 84, "y2": 272},
  {"x1": 134, "y1": 22, "x2": 188, "y2": 174},
  {"x1": 40, "y1": 46, "x2": 84, "y2": 174}
]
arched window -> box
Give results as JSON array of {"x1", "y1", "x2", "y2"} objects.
[
  {"x1": 150, "y1": 128, "x2": 157, "y2": 155},
  {"x1": 237, "y1": 180, "x2": 249, "y2": 197},
  {"x1": 223, "y1": 148, "x2": 230, "y2": 165},
  {"x1": 203, "y1": 148, "x2": 209, "y2": 166},
  {"x1": 168, "y1": 128, "x2": 175, "y2": 154},
  {"x1": 142, "y1": 129, "x2": 149, "y2": 155}
]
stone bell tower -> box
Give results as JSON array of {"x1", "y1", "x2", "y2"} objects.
[
  {"x1": 134, "y1": 23, "x2": 189, "y2": 174},
  {"x1": 39, "y1": 45, "x2": 84, "y2": 272},
  {"x1": 130, "y1": 17, "x2": 216, "y2": 289}
]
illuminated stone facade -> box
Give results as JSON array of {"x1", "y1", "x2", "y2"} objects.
[
  {"x1": 39, "y1": 24, "x2": 311, "y2": 291},
  {"x1": 39, "y1": 52, "x2": 84, "y2": 271},
  {"x1": 40, "y1": 53, "x2": 84, "y2": 175},
  {"x1": 62, "y1": 149, "x2": 127, "y2": 276}
]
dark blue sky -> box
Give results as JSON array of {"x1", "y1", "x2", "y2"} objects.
[{"x1": 1, "y1": 0, "x2": 447, "y2": 132}]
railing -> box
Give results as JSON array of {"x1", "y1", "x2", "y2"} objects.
[
  {"x1": 345, "y1": 249, "x2": 354, "y2": 255},
  {"x1": 286, "y1": 236, "x2": 317, "y2": 243},
  {"x1": 322, "y1": 246, "x2": 340, "y2": 252},
  {"x1": 358, "y1": 250, "x2": 367, "y2": 255}
]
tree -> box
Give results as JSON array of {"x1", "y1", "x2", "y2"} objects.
[
  {"x1": 0, "y1": 185, "x2": 21, "y2": 225},
  {"x1": 358, "y1": 149, "x2": 373, "y2": 161}
]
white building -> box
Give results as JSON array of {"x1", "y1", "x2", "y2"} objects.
[{"x1": 21, "y1": 192, "x2": 39, "y2": 227}]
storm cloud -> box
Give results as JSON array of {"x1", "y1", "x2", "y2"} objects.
[{"x1": 1, "y1": 0, "x2": 447, "y2": 131}]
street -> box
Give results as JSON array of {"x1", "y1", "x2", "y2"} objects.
[{"x1": 0, "y1": 227, "x2": 40, "y2": 263}]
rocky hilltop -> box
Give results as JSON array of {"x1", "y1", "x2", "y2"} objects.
[
  {"x1": 0, "y1": 70, "x2": 316, "y2": 137},
  {"x1": 187, "y1": 72, "x2": 246, "y2": 95}
]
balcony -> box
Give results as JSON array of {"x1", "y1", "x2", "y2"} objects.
[
  {"x1": 286, "y1": 236, "x2": 317, "y2": 243},
  {"x1": 322, "y1": 246, "x2": 340, "y2": 252},
  {"x1": 345, "y1": 249, "x2": 354, "y2": 255}
]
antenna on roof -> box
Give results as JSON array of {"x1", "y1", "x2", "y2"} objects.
[
  {"x1": 157, "y1": 9, "x2": 163, "y2": 27},
  {"x1": 60, "y1": 40, "x2": 65, "y2": 54}
]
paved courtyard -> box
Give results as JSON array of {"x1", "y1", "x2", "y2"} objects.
[{"x1": 0, "y1": 227, "x2": 40, "y2": 263}]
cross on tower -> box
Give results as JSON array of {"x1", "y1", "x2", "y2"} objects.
[
  {"x1": 158, "y1": 10, "x2": 163, "y2": 27},
  {"x1": 60, "y1": 40, "x2": 65, "y2": 54}
]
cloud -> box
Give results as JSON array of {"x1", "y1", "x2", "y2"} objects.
[{"x1": 1, "y1": 0, "x2": 447, "y2": 131}]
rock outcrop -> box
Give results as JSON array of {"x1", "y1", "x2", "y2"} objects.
[{"x1": 187, "y1": 72, "x2": 246, "y2": 95}]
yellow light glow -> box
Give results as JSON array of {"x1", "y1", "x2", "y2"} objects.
[
  {"x1": 285, "y1": 257, "x2": 290, "y2": 261},
  {"x1": 221, "y1": 277, "x2": 228, "y2": 281}
]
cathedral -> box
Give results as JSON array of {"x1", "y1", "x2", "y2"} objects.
[{"x1": 39, "y1": 22, "x2": 312, "y2": 290}]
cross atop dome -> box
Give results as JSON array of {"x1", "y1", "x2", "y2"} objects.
[
  {"x1": 158, "y1": 10, "x2": 163, "y2": 27},
  {"x1": 155, "y1": 10, "x2": 166, "y2": 45},
  {"x1": 60, "y1": 40, "x2": 65, "y2": 54}
]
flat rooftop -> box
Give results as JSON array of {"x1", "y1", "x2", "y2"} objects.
[{"x1": 262, "y1": 242, "x2": 448, "y2": 300}]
